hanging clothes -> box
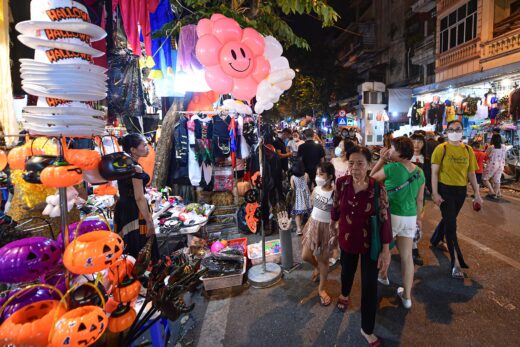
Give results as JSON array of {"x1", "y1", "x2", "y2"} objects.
[
  {"x1": 194, "y1": 115, "x2": 213, "y2": 185},
  {"x1": 173, "y1": 116, "x2": 189, "y2": 180},
  {"x1": 237, "y1": 115, "x2": 250, "y2": 159},
  {"x1": 115, "y1": 0, "x2": 159, "y2": 56},
  {"x1": 188, "y1": 115, "x2": 201, "y2": 186},
  {"x1": 213, "y1": 114, "x2": 232, "y2": 160},
  {"x1": 510, "y1": 89, "x2": 520, "y2": 122},
  {"x1": 149, "y1": 0, "x2": 175, "y2": 75}
]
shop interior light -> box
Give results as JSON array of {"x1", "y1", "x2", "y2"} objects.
[
  {"x1": 454, "y1": 94, "x2": 463, "y2": 104},
  {"x1": 502, "y1": 79, "x2": 512, "y2": 87},
  {"x1": 392, "y1": 112, "x2": 398, "y2": 117}
]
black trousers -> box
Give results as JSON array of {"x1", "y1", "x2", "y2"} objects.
[
  {"x1": 340, "y1": 250, "x2": 378, "y2": 335},
  {"x1": 430, "y1": 183, "x2": 468, "y2": 268}
]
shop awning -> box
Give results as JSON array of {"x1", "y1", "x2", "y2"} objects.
[{"x1": 412, "y1": 60, "x2": 520, "y2": 95}]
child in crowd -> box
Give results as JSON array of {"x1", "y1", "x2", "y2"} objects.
[
  {"x1": 471, "y1": 141, "x2": 487, "y2": 187},
  {"x1": 290, "y1": 158, "x2": 312, "y2": 235},
  {"x1": 301, "y1": 162, "x2": 336, "y2": 306}
]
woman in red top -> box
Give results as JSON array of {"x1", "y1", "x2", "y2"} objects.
[{"x1": 331, "y1": 146, "x2": 392, "y2": 347}]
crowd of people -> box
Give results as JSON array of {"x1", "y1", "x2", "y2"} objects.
[{"x1": 272, "y1": 120, "x2": 507, "y2": 346}]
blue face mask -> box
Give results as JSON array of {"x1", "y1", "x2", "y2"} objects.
[{"x1": 284, "y1": 138, "x2": 289, "y2": 146}]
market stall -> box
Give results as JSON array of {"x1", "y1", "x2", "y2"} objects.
[{"x1": 0, "y1": 2, "x2": 296, "y2": 345}]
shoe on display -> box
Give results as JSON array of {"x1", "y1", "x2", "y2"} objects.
[{"x1": 397, "y1": 287, "x2": 412, "y2": 309}]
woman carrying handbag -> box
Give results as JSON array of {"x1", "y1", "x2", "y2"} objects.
[{"x1": 331, "y1": 146, "x2": 392, "y2": 347}]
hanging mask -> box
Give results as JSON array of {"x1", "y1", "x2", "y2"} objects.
[
  {"x1": 217, "y1": 138, "x2": 230, "y2": 156},
  {"x1": 242, "y1": 122, "x2": 258, "y2": 146}
]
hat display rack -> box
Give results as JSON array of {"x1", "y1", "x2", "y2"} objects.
[{"x1": 14, "y1": 0, "x2": 108, "y2": 284}]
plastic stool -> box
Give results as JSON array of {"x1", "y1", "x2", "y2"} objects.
[{"x1": 130, "y1": 318, "x2": 171, "y2": 347}]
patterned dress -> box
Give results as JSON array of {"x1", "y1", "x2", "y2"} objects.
[{"x1": 291, "y1": 175, "x2": 312, "y2": 215}]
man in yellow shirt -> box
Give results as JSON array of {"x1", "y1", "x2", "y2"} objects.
[{"x1": 430, "y1": 120, "x2": 483, "y2": 279}]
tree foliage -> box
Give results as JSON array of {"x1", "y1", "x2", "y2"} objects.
[{"x1": 157, "y1": 0, "x2": 340, "y2": 50}]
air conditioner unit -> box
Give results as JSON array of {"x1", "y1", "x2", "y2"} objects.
[{"x1": 363, "y1": 91, "x2": 383, "y2": 104}]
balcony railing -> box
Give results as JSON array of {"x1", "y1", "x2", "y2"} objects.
[
  {"x1": 481, "y1": 28, "x2": 520, "y2": 61},
  {"x1": 438, "y1": 0, "x2": 461, "y2": 14},
  {"x1": 437, "y1": 40, "x2": 479, "y2": 68},
  {"x1": 411, "y1": 0, "x2": 436, "y2": 13}
]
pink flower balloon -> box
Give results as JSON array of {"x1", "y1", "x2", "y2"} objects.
[{"x1": 196, "y1": 14, "x2": 270, "y2": 100}]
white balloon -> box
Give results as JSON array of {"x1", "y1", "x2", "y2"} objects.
[
  {"x1": 50, "y1": 205, "x2": 61, "y2": 218},
  {"x1": 275, "y1": 79, "x2": 293, "y2": 91},
  {"x1": 42, "y1": 203, "x2": 52, "y2": 216},
  {"x1": 269, "y1": 57, "x2": 290, "y2": 72},
  {"x1": 254, "y1": 104, "x2": 264, "y2": 114},
  {"x1": 268, "y1": 69, "x2": 295, "y2": 85},
  {"x1": 264, "y1": 36, "x2": 283, "y2": 60}
]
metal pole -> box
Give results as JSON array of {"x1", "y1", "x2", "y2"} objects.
[
  {"x1": 58, "y1": 138, "x2": 69, "y2": 291},
  {"x1": 258, "y1": 136, "x2": 266, "y2": 273}
]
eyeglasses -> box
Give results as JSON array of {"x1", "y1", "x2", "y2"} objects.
[{"x1": 446, "y1": 128, "x2": 463, "y2": 133}]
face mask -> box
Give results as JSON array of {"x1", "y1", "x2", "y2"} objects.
[
  {"x1": 447, "y1": 132, "x2": 463, "y2": 142},
  {"x1": 315, "y1": 177, "x2": 327, "y2": 187},
  {"x1": 335, "y1": 147, "x2": 343, "y2": 157}
]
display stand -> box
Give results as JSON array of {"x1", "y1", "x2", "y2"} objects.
[{"x1": 247, "y1": 123, "x2": 282, "y2": 288}]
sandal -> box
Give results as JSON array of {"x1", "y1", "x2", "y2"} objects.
[
  {"x1": 337, "y1": 296, "x2": 349, "y2": 312},
  {"x1": 311, "y1": 270, "x2": 319, "y2": 283},
  {"x1": 319, "y1": 292, "x2": 331, "y2": 307},
  {"x1": 369, "y1": 337, "x2": 382, "y2": 347},
  {"x1": 451, "y1": 266, "x2": 464, "y2": 279}
]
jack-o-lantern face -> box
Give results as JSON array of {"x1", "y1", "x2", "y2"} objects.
[
  {"x1": 63, "y1": 231, "x2": 124, "y2": 275},
  {"x1": 0, "y1": 237, "x2": 62, "y2": 283},
  {"x1": 50, "y1": 306, "x2": 107, "y2": 347},
  {"x1": 0, "y1": 300, "x2": 66, "y2": 346},
  {"x1": 108, "y1": 257, "x2": 134, "y2": 285}
]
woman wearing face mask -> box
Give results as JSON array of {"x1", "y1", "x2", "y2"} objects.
[
  {"x1": 331, "y1": 146, "x2": 391, "y2": 346},
  {"x1": 430, "y1": 120, "x2": 483, "y2": 279},
  {"x1": 371, "y1": 137, "x2": 425, "y2": 309},
  {"x1": 301, "y1": 162, "x2": 337, "y2": 307},
  {"x1": 331, "y1": 140, "x2": 355, "y2": 178}
]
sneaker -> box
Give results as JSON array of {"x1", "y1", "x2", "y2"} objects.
[
  {"x1": 296, "y1": 229, "x2": 303, "y2": 236},
  {"x1": 329, "y1": 258, "x2": 338, "y2": 267},
  {"x1": 377, "y1": 276, "x2": 390, "y2": 286},
  {"x1": 397, "y1": 287, "x2": 412, "y2": 309}
]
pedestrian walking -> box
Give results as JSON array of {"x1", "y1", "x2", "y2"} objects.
[
  {"x1": 371, "y1": 137, "x2": 425, "y2": 309},
  {"x1": 331, "y1": 146, "x2": 391, "y2": 347},
  {"x1": 331, "y1": 139, "x2": 354, "y2": 179},
  {"x1": 471, "y1": 141, "x2": 487, "y2": 187},
  {"x1": 410, "y1": 133, "x2": 427, "y2": 265},
  {"x1": 297, "y1": 129, "x2": 325, "y2": 188},
  {"x1": 430, "y1": 120, "x2": 483, "y2": 279},
  {"x1": 301, "y1": 162, "x2": 337, "y2": 306},
  {"x1": 423, "y1": 135, "x2": 440, "y2": 195},
  {"x1": 290, "y1": 158, "x2": 312, "y2": 235},
  {"x1": 273, "y1": 128, "x2": 293, "y2": 176},
  {"x1": 482, "y1": 134, "x2": 507, "y2": 199}
]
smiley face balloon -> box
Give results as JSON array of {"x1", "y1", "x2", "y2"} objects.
[{"x1": 196, "y1": 14, "x2": 270, "y2": 101}]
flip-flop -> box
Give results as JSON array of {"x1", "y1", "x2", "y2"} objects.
[
  {"x1": 319, "y1": 292, "x2": 331, "y2": 307},
  {"x1": 337, "y1": 296, "x2": 349, "y2": 312}
]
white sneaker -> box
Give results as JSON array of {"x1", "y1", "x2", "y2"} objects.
[
  {"x1": 329, "y1": 258, "x2": 337, "y2": 267},
  {"x1": 377, "y1": 276, "x2": 390, "y2": 286},
  {"x1": 397, "y1": 287, "x2": 412, "y2": 309}
]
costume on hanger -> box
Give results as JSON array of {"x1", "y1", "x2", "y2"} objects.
[
  {"x1": 172, "y1": 116, "x2": 189, "y2": 180},
  {"x1": 115, "y1": 0, "x2": 159, "y2": 56},
  {"x1": 213, "y1": 114, "x2": 232, "y2": 160},
  {"x1": 149, "y1": 0, "x2": 175, "y2": 75},
  {"x1": 237, "y1": 115, "x2": 250, "y2": 159},
  {"x1": 509, "y1": 89, "x2": 520, "y2": 122},
  {"x1": 187, "y1": 115, "x2": 201, "y2": 186},
  {"x1": 194, "y1": 115, "x2": 213, "y2": 185}
]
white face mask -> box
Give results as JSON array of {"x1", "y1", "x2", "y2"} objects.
[
  {"x1": 447, "y1": 132, "x2": 463, "y2": 142},
  {"x1": 315, "y1": 177, "x2": 327, "y2": 187},
  {"x1": 334, "y1": 146, "x2": 343, "y2": 157}
]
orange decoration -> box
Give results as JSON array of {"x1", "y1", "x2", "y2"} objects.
[
  {"x1": 40, "y1": 162, "x2": 83, "y2": 188},
  {"x1": 0, "y1": 150, "x2": 7, "y2": 171},
  {"x1": 107, "y1": 305, "x2": 136, "y2": 333},
  {"x1": 7, "y1": 146, "x2": 28, "y2": 170},
  {"x1": 186, "y1": 91, "x2": 219, "y2": 112},
  {"x1": 112, "y1": 278, "x2": 141, "y2": 303},
  {"x1": 237, "y1": 181, "x2": 251, "y2": 196},
  {"x1": 62, "y1": 138, "x2": 101, "y2": 170},
  {"x1": 49, "y1": 305, "x2": 107, "y2": 347},
  {"x1": 108, "y1": 257, "x2": 135, "y2": 285},
  {"x1": 138, "y1": 144, "x2": 155, "y2": 185},
  {"x1": 0, "y1": 300, "x2": 66, "y2": 347},
  {"x1": 63, "y1": 231, "x2": 124, "y2": 275},
  {"x1": 245, "y1": 202, "x2": 260, "y2": 233},
  {"x1": 94, "y1": 183, "x2": 118, "y2": 196}
]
